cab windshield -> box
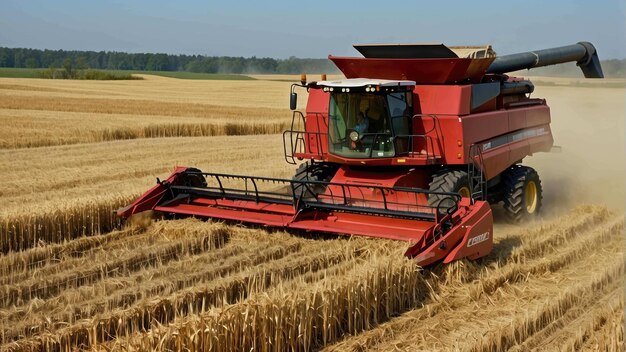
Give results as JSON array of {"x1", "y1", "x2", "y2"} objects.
[{"x1": 328, "y1": 91, "x2": 411, "y2": 158}]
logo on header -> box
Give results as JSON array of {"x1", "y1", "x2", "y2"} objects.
[{"x1": 467, "y1": 231, "x2": 490, "y2": 247}]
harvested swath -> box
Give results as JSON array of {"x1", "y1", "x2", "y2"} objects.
[
  {"x1": 347, "y1": 226, "x2": 623, "y2": 351},
  {"x1": 440, "y1": 204, "x2": 611, "y2": 288},
  {"x1": 118, "y1": 249, "x2": 425, "y2": 352},
  {"x1": 1, "y1": 224, "x2": 308, "y2": 343},
  {"x1": 323, "y1": 207, "x2": 621, "y2": 351},
  {"x1": 0, "y1": 226, "x2": 139, "y2": 283},
  {"x1": 464, "y1": 261, "x2": 623, "y2": 352},
  {"x1": 416, "y1": 205, "x2": 611, "y2": 289},
  {"x1": 0, "y1": 219, "x2": 231, "y2": 307},
  {"x1": 7, "y1": 232, "x2": 367, "y2": 350},
  {"x1": 399, "y1": 204, "x2": 610, "y2": 291},
  {"x1": 508, "y1": 281, "x2": 623, "y2": 351},
  {"x1": 471, "y1": 216, "x2": 624, "y2": 298},
  {"x1": 507, "y1": 205, "x2": 610, "y2": 255},
  {"x1": 579, "y1": 304, "x2": 624, "y2": 351}
]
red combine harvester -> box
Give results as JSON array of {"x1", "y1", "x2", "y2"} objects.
[{"x1": 118, "y1": 42, "x2": 603, "y2": 266}]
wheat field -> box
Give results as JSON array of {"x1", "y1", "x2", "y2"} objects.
[
  {"x1": 0, "y1": 74, "x2": 623, "y2": 351},
  {"x1": 0, "y1": 76, "x2": 306, "y2": 148}
]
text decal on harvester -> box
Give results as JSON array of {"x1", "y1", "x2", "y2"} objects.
[{"x1": 467, "y1": 232, "x2": 490, "y2": 247}]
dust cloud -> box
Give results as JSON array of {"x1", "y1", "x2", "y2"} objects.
[{"x1": 525, "y1": 83, "x2": 625, "y2": 213}]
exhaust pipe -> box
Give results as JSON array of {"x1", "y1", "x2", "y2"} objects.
[{"x1": 487, "y1": 42, "x2": 604, "y2": 78}]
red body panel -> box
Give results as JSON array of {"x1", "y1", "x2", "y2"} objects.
[
  {"x1": 302, "y1": 89, "x2": 330, "y2": 158},
  {"x1": 329, "y1": 56, "x2": 494, "y2": 84},
  {"x1": 413, "y1": 85, "x2": 472, "y2": 115},
  {"x1": 408, "y1": 199, "x2": 493, "y2": 266},
  {"x1": 293, "y1": 80, "x2": 553, "y2": 182},
  {"x1": 328, "y1": 165, "x2": 432, "y2": 196},
  {"x1": 461, "y1": 104, "x2": 552, "y2": 179}
]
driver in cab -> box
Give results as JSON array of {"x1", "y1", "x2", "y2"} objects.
[{"x1": 355, "y1": 100, "x2": 370, "y2": 134}]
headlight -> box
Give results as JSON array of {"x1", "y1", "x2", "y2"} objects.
[{"x1": 349, "y1": 130, "x2": 359, "y2": 142}]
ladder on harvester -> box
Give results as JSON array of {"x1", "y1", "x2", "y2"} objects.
[{"x1": 467, "y1": 144, "x2": 487, "y2": 202}]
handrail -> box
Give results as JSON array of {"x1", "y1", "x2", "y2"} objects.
[
  {"x1": 411, "y1": 113, "x2": 444, "y2": 159},
  {"x1": 283, "y1": 111, "x2": 328, "y2": 164}
]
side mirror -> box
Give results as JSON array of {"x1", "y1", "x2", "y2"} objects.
[{"x1": 290, "y1": 92, "x2": 297, "y2": 110}]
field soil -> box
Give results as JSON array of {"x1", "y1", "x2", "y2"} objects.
[{"x1": 0, "y1": 75, "x2": 623, "y2": 351}]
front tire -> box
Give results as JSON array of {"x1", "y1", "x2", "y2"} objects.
[
  {"x1": 502, "y1": 165, "x2": 543, "y2": 223},
  {"x1": 181, "y1": 168, "x2": 207, "y2": 188},
  {"x1": 428, "y1": 170, "x2": 471, "y2": 209},
  {"x1": 292, "y1": 161, "x2": 337, "y2": 199}
]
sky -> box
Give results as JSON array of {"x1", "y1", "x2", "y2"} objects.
[{"x1": 1, "y1": 0, "x2": 625, "y2": 59}]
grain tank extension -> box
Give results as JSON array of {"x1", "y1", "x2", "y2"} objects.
[{"x1": 118, "y1": 41, "x2": 602, "y2": 266}]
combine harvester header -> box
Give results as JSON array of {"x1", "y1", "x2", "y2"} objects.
[{"x1": 119, "y1": 41, "x2": 602, "y2": 266}]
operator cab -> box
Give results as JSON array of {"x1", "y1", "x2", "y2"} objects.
[{"x1": 316, "y1": 78, "x2": 415, "y2": 159}]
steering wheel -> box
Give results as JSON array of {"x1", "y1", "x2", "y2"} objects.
[{"x1": 345, "y1": 128, "x2": 360, "y2": 150}]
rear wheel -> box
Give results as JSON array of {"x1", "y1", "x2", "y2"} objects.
[
  {"x1": 502, "y1": 165, "x2": 542, "y2": 223},
  {"x1": 428, "y1": 170, "x2": 471, "y2": 210}
]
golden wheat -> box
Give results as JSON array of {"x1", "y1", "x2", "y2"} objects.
[
  {"x1": 0, "y1": 75, "x2": 306, "y2": 148},
  {"x1": 0, "y1": 76, "x2": 302, "y2": 109},
  {"x1": 5, "y1": 226, "x2": 372, "y2": 349},
  {"x1": 0, "y1": 108, "x2": 289, "y2": 148},
  {"x1": 0, "y1": 76, "x2": 623, "y2": 351},
  {"x1": 0, "y1": 134, "x2": 293, "y2": 252},
  {"x1": 1, "y1": 206, "x2": 623, "y2": 352},
  {"x1": 324, "y1": 208, "x2": 624, "y2": 352}
]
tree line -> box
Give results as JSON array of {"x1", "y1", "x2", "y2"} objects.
[
  {"x1": 0, "y1": 47, "x2": 339, "y2": 74},
  {"x1": 1, "y1": 47, "x2": 623, "y2": 77}
]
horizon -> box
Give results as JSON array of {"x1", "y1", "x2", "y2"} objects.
[
  {"x1": 3, "y1": 45, "x2": 626, "y2": 62},
  {"x1": 2, "y1": 1, "x2": 625, "y2": 60}
]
